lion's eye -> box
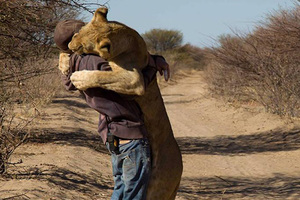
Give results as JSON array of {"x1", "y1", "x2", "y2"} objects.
[
  {"x1": 73, "y1": 33, "x2": 78, "y2": 38},
  {"x1": 100, "y1": 44, "x2": 110, "y2": 53}
]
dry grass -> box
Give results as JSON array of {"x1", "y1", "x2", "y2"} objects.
[
  {"x1": 158, "y1": 44, "x2": 208, "y2": 80},
  {"x1": 206, "y1": 5, "x2": 300, "y2": 117},
  {"x1": 0, "y1": 56, "x2": 63, "y2": 174},
  {"x1": 0, "y1": 0, "x2": 103, "y2": 176}
]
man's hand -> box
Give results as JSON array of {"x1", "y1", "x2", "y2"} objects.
[
  {"x1": 155, "y1": 56, "x2": 170, "y2": 81},
  {"x1": 149, "y1": 55, "x2": 170, "y2": 81}
]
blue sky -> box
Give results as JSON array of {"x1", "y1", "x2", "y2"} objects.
[{"x1": 82, "y1": 0, "x2": 297, "y2": 47}]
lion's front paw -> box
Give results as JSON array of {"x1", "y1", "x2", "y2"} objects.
[
  {"x1": 70, "y1": 71, "x2": 94, "y2": 90},
  {"x1": 59, "y1": 63, "x2": 70, "y2": 75}
]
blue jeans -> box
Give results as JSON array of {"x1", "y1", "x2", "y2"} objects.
[{"x1": 106, "y1": 138, "x2": 151, "y2": 200}]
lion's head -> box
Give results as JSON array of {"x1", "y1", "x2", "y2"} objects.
[{"x1": 68, "y1": 7, "x2": 148, "y2": 68}]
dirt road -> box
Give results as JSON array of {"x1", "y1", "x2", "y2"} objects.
[
  {"x1": 1, "y1": 71, "x2": 300, "y2": 199},
  {"x1": 165, "y1": 72, "x2": 300, "y2": 200}
]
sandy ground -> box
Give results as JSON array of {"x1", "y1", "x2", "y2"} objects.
[{"x1": 1, "y1": 71, "x2": 300, "y2": 199}]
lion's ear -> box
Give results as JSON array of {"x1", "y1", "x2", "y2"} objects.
[{"x1": 92, "y1": 7, "x2": 108, "y2": 24}]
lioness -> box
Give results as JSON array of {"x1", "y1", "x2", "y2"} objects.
[{"x1": 64, "y1": 7, "x2": 183, "y2": 200}]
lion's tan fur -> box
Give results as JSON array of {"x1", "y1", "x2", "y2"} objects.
[{"x1": 59, "y1": 7, "x2": 182, "y2": 200}]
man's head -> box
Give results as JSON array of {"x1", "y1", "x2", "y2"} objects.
[{"x1": 54, "y1": 19, "x2": 85, "y2": 53}]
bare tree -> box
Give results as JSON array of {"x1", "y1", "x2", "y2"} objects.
[{"x1": 0, "y1": 0, "x2": 103, "y2": 175}]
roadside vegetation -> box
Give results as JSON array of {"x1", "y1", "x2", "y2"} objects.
[
  {"x1": 206, "y1": 4, "x2": 300, "y2": 118},
  {"x1": 142, "y1": 28, "x2": 207, "y2": 78}
]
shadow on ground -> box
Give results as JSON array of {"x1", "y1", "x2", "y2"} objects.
[
  {"x1": 52, "y1": 98, "x2": 90, "y2": 109},
  {"x1": 177, "y1": 129, "x2": 300, "y2": 155},
  {"x1": 1, "y1": 165, "x2": 113, "y2": 200},
  {"x1": 177, "y1": 174, "x2": 300, "y2": 200},
  {"x1": 29, "y1": 129, "x2": 108, "y2": 154}
]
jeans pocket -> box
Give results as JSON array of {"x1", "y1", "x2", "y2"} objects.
[
  {"x1": 111, "y1": 154, "x2": 119, "y2": 177},
  {"x1": 123, "y1": 149, "x2": 137, "y2": 181}
]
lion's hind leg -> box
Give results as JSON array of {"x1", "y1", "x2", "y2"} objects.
[{"x1": 168, "y1": 182, "x2": 180, "y2": 200}]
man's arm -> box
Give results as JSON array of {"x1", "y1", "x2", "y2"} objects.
[
  {"x1": 59, "y1": 53, "x2": 112, "y2": 91},
  {"x1": 142, "y1": 54, "x2": 169, "y2": 89},
  {"x1": 152, "y1": 55, "x2": 170, "y2": 82},
  {"x1": 59, "y1": 52, "x2": 170, "y2": 95}
]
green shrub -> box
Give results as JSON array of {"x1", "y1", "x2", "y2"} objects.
[{"x1": 142, "y1": 29, "x2": 183, "y2": 53}]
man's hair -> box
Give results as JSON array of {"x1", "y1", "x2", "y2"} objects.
[{"x1": 54, "y1": 19, "x2": 85, "y2": 52}]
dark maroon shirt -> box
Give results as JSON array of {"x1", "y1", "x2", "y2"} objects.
[{"x1": 63, "y1": 54, "x2": 157, "y2": 143}]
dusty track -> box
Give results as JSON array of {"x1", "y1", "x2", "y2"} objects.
[
  {"x1": 165, "y1": 72, "x2": 300, "y2": 200},
  {"x1": 1, "y1": 71, "x2": 300, "y2": 199}
]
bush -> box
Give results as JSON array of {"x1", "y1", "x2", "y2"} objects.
[
  {"x1": 165, "y1": 44, "x2": 208, "y2": 75},
  {"x1": 0, "y1": 0, "x2": 100, "y2": 175},
  {"x1": 142, "y1": 29, "x2": 183, "y2": 53},
  {"x1": 207, "y1": 5, "x2": 300, "y2": 117},
  {"x1": 0, "y1": 56, "x2": 64, "y2": 174}
]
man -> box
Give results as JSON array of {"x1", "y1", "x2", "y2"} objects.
[{"x1": 54, "y1": 19, "x2": 169, "y2": 200}]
